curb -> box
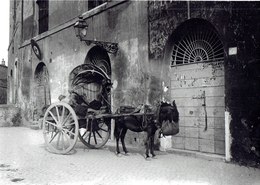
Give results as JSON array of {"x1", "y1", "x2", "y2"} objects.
[
  {"x1": 166, "y1": 148, "x2": 225, "y2": 162},
  {"x1": 105, "y1": 139, "x2": 225, "y2": 162}
]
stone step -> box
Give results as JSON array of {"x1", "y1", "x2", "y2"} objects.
[{"x1": 29, "y1": 120, "x2": 42, "y2": 130}]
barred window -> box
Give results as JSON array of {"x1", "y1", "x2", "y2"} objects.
[
  {"x1": 171, "y1": 22, "x2": 224, "y2": 66},
  {"x1": 88, "y1": 0, "x2": 106, "y2": 10},
  {"x1": 37, "y1": 0, "x2": 49, "y2": 34}
]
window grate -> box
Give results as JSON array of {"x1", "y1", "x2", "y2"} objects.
[
  {"x1": 171, "y1": 25, "x2": 224, "y2": 66},
  {"x1": 88, "y1": 0, "x2": 107, "y2": 10},
  {"x1": 37, "y1": 0, "x2": 49, "y2": 34}
]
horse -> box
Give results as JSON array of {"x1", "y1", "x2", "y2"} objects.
[{"x1": 114, "y1": 101, "x2": 179, "y2": 159}]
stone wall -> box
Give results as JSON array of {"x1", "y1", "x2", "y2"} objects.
[
  {"x1": 0, "y1": 105, "x2": 21, "y2": 127},
  {"x1": 148, "y1": 1, "x2": 260, "y2": 167},
  {"x1": 0, "y1": 65, "x2": 7, "y2": 104}
]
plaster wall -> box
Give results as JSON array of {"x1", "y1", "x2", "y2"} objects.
[
  {"x1": 10, "y1": 1, "x2": 150, "y2": 126},
  {"x1": 49, "y1": 0, "x2": 88, "y2": 30}
]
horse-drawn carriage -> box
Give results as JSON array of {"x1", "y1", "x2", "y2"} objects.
[{"x1": 42, "y1": 63, "x2": 179, "y2": 157}]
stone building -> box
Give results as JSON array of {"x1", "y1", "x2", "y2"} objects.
[
  {"x1": 8, "y1": 0, "x2": 260, "y2": 167},
  {"x1": 0, "y1": 59, "x2": 7, "y2": 104}
]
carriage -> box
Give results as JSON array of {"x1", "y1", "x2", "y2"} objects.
[{"x1": 42, "y1": 63, "x2": 179, "y2": 155}]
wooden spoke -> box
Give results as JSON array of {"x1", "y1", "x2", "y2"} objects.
[
  {"x1": 61, "y1": 133, "x2": 65, "y2": 150},
  {"x1": 78, "y1": 119, "x2": 110, "y2": 149},
  {"x1": 45, "y1": 120, "x2": 58, "y2": 128},
  {"x1": 62, "y1": 113, "x2": 72, "y2": 125},
  {"x1": 99, "y1": 128, "x2": 108, "y2": 132},
  {"x1": 62, "y1": 131, "x2": 72, "y2": 146},
  {"x1": 43, "y1": 102, "x2": 79, "y2": 154},
  {"x1": 93, "y1": 131, "x2": 97, "y2": 144},
  {"x1": 49, "y1": 111, "x2": 59, "y2": 124},
  {"x1": 88, "y1": 131, "x2": 92, "y2": 144},
  {"x1": 48, "y1": 131, "x2": 59, "y2": 143},
  {"x1": 55, "y1": 106, "x2": 61, "y2": 123},
  {"x1": 62, "y1": 128, "x2": 76, "y2": 136},
  {"x1": 61, "y1": 106, "x2": 65, "y2": 123},
  {"x1": 95, "y1": 130, "x2": 103, "y2": 139},
  {"x1": 56, "y1": 132, "x2": 61, "y2": 148},
  {"x1": 81, "y1": 130, "x2": 88, "y2": 138},
  {"x1": 63, "y1": 122, "x2": 75, "y2": 128}
]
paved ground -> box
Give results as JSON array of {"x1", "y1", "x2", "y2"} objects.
[{"x1": 0, "y1": 127, "x2": 259, "y2": 185}]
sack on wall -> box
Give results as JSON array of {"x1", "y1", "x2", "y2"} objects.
[{"x1": 161, "y1": 120, "x2": 179, "y2": 136}]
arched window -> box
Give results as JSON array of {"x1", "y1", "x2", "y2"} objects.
[{"x1": 171, "y1": 19, "x2": 224, "y2": 66}]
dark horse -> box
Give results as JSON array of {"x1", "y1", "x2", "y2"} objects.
[{"x1": 114, "y1": 101, "x2": 179, "y2": 158}]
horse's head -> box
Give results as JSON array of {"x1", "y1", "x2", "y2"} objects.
[{"x1": 155, "y1": 100, "x2": 179, "y2": 128}]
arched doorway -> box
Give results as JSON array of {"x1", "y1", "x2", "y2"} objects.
[
  {"x1": 84, "y1": 46, "x2": 111, "y2": 76},
  {"x1": 34, "y1": 62, "x2": 51, "y2": 114},
  {"x1": 167, "y1": 19, "x2": 225, "y2": 155},
  {"x1": 84, "y1": 46, "x2": 111, "y2": 107},
  {"x1": 68, "y1": 46, "x2": 111, "y2": 110}
]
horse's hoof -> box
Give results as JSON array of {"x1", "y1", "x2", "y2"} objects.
[
  {"x1": 152, "y1": 155, "x2": 157, "y2": 159},
  {"x1": 115, "y1": 152, "x2": 122, "y2": 157},
  {"x1": 124, "y1": 152, "x2": 130, "y2": 156}
]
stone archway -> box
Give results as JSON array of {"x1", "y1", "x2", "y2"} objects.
[
  {"x1": 84, "y1": 46, "x2": 111, "y2": 76},
  {"x1": 68, "y1": 46, "x2": 112, "y2": 108},
  {"x1": 34, "y1": 62, "x2": 51, "y2": 116},
  {"x1": 167, "y1": 19, "x2": 225, "y2": 155}
]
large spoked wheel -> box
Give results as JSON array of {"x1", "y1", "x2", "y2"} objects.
[
  {"x1": 43, "y1": 102, "x2": 79, "y2": 154},
  {"x1": 78, "y1": 115, "x2": 110, "y2": 149}
]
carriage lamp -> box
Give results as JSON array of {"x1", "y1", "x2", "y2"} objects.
[{"x1": 74, "y1": 16, "x2": 88, "y2": 41}]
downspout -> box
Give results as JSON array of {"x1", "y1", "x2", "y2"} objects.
[
  {"x1": 187, "y1": 1, "x2": 190, "y2": 19},
  {"x1": 225, "y1": 110, "x2": 232, "y2": 162},
  {"x1": 21, "y1": 0, "x2": 24, "y2": 43}
]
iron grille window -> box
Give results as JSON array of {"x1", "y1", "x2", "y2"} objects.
[
  {"x1": 37, "y1": 0, "x2": 49, "y2": 34},
  {"x1": 88, "y1": 0, "x2": 106, "y2": 10},
  {"x1": 171, "y1": 23, "x2": 224, "y2": 66}
]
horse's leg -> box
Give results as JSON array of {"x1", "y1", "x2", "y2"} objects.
[
  {"x1": 146, "y1": 127, "x2": 156, "y2": 158},
  {"x1": 120, "y1": 128, "x2": 128, "y2": 154},
  {"x1": 114, "y1": 125, "x2": 121, "y2": 155},
  {"x1": 150, "y1": 134, "x2": 156, "y2": 157},
  {"x1": 145, "y1": 133, "x2": 150, "y2": 158},
  {"x1": 150, "y1": 127, "x2": 157, "y2": 157}
]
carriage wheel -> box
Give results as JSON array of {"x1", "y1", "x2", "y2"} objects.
[
  {"x1": 43, "y1": 102, "x2": 79, "y2": 154},
  {"x1": 78, "y1": 116, "x2": 110, "y2": 149}
]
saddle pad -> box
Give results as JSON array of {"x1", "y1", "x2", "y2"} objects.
[{"x1": 118, "y1": 106, "x2": 136, "y2": 114}]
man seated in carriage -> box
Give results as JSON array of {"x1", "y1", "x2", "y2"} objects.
[{"x1": 59, "y1": 80, "x2": 111, "y2": 119}]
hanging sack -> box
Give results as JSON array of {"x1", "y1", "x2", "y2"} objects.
[{"x1": 161, "y1": 120, "x2": 179, "y2": 136}]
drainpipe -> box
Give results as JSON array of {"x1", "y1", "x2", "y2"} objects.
[
  {"x1": 187, "y1": 1, "x2": 190, "y2": 19},
  {"x1": 225, "y1": 111, "x2": 232, "y2": 162},
  {"x1": 21, "y1": 0, "x2": 24, "y2": 43}
]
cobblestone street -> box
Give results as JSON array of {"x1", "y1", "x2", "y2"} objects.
[{"x1": 0, "y1": 127, "x2": 259, "y2": 185}]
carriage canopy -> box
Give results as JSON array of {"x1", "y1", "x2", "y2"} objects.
[{"x1": 69, "y1": 63, "x2": 112, "y2": 107}]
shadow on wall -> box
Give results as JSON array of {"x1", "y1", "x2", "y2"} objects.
[
  {"x1": 229, "y1": 60, "x2": 260, "y2": 168},
  {"x1": 113, "y1": 48, "x2": 148, "y2": 106}
]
